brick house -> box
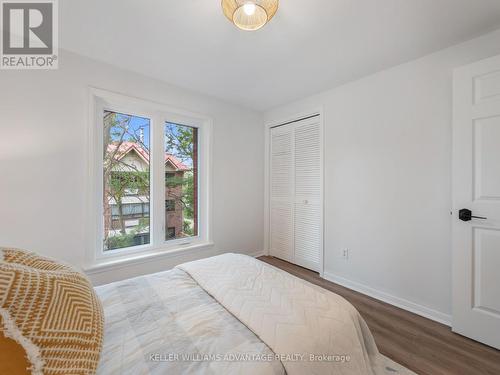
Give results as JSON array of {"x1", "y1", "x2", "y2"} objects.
[{"x1": 103, "y1": 141, "x2": 189, "y2": 245}]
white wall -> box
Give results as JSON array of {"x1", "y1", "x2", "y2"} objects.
[
  {"x1": 264, "y1": 29, "x2": 500, "y2": 323},
  {"x1": 0, "y1": 50, "x2": 264, "y2": 285}
]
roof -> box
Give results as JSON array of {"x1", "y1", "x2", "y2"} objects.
[{"x1": 106, "y1": 141, "x2": 190, "y2": 171}]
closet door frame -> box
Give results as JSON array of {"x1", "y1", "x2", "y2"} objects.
[{"x1": 264, "y1": 108, "x2": 324, "y2": 277}]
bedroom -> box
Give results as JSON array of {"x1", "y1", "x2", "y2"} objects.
[{"x1": 0, "y1": 0, "x2": 500, "y2": 374}]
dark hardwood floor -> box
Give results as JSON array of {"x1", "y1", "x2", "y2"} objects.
[{"x1": 258, "y1": 256, "x2": 500, "y2": 375}]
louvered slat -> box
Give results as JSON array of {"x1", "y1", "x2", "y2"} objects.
[
  {"x1": 270, "y1": 127, "x2": 294, "y2": 261},
  {"x1": 271, "y1": 130, "x2": 293, "y2": 199},
  {"x1": 295, "y1": 122, "x2": 321, "y2": 199},
  {"x1": 294, "y1": 202, "x2": 321, "y2": 269},
  {"x1": 270, "y1": 201, "x2": 294, "y2": 262}
]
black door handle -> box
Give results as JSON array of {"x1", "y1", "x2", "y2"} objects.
[{"x1": 459, "y1": 209, "x2": 487, "y2": 222}]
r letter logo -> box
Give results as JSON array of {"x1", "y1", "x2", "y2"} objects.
[{"x1": 1, "y1": 0, "x2": 58, "y2": 69}]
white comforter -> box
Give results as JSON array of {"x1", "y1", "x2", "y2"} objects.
[
  {"x1": 95, "y1": 267, "x2": 284, "y2": 375},
  {"x1": 96, "y1": 253, "x2": 414, "y2": 375},
  {"x1": 178, "y1": 254, "x2": 385, "y2": 375}
]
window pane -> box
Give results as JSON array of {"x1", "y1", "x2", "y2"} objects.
[
  {"x1": 165, "y1": 199, "x2": 175, "y2": 212},
  {"x1": 103, "y1": 111, "x2": 150, "y2": 251},
  {"x1": 164, "y1": 122, "x2": 198, "y2": 241}
]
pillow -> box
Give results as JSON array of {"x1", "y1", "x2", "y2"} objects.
[
  {"x1": 1, "y1": 247, "x2": 74, "y2": 271},
  {"x1": 0, "y1": 248, "x2": 104, "y2": 375},
  {"x1": 0, "y1": 315, "x2": 31, "y2": 375}
]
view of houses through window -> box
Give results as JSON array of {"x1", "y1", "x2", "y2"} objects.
[
  {"x1": 164, "y1": 122, "x2": 198, "y2": 240},
  {"x1": 103, "y1": 110, "x2": 198, "y2": 251}
]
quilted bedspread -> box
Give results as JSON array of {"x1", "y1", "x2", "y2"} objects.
[
  {"x1": 95, "y1": 267, "x2": 284, "y2": 375},
  {"x1": 177, "y1": 253, "x2": 385, "y2": 375}
]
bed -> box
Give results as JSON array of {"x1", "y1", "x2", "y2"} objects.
[{"x1": 95, "y1": 253, "x2": 414, "y2": 375}]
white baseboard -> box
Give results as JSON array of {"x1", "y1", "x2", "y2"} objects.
[
  {"x1": 248, "y1": 250, "x2": 266, "y2": 258},
  {"x1": 322, "y1": 271, "x2": 452, "y2": 326}
]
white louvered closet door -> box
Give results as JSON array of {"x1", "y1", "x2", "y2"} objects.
[
  {"x1": 270, "y1": 125, "x2": 294, "y2": 262},
  {"x1": 269, "y1": 116, "x2": 323, "y2": 272},
  {"x1": 294, "y1": 118, "x2": 322, "y2": 272}
]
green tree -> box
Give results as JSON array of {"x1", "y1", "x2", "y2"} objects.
[
  {"x1": 165, "y1": 124, "x2": 194, "y2": 164},
  {"x1": 165, "y1": 124, "x2": 196, "y2": 234},
  {"x1": 103, "y1": 112, "x2": 150, "y2": 249}
]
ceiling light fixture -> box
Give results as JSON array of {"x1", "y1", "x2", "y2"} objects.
[{"x1": 222, "y1": 0, "x2": 279, "y2": 31}]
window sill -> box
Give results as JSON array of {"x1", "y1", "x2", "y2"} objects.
[{"x1": 83, "y1": 241, "x2": 215, "y2": 275}]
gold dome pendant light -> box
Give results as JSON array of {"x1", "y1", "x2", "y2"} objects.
[{"x1": 222, "y1": 0, "x2": 279, "y2": 31}]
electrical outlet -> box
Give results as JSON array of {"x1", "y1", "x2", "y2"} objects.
[{"x1": 342, "y1": 248, "x2": 349, "y2": 260}]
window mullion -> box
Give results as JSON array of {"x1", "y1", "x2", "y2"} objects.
[
  {"x1": 151, "y1": 113, "x2": 165, "y2": 247},
  {"x1": 95, "y1": 97, "x2": 106, "y2": 260}
]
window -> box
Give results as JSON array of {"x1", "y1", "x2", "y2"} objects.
[
  {"x1": 111, "y1": 203, "x2": 149, "y2": 217},
  {"x1": 167, "y1": 227, "x2": 176, "y2": 239},
  {"x1": 103, "y1": 111, "x2": 150, "y2": 251},
  {"x1": 91, "y1": 88, "x2": 211, "y2": 263},
  {"x1": 165, "y1": 199, "x2": 175, "y2": 212},
  {"x1": 164, "y1": 123, "x2": 198, "y2": 240}
]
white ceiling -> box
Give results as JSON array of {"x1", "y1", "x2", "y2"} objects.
[{"x1": 61, "y1": 0, "x2": 500, "y2": 111}]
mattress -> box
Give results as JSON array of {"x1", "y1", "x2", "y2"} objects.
[{"x1": 95, "y1": 254, "x2": 414, "y2": 375}]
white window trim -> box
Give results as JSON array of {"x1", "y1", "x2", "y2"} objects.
[{"x1": 85, "y1": 87, "x2": 213, "y2": 270}]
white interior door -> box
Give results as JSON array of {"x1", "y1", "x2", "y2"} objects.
[
  {"x1": 269, "y1": 116, "x2": 323, "y2": 272},
  {"x1": 452, "y1": 54, "x2": 500, "y2": 349},
  {"x1": 294, "y1": 118, "x2": 323, "y2": 272}
]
